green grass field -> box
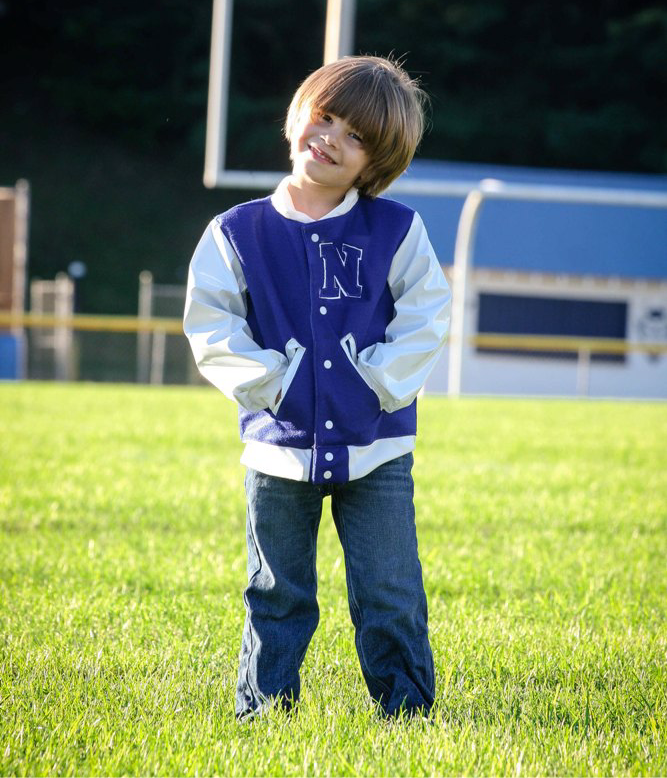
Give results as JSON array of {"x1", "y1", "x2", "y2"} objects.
[{"x1": 1, "y1": 383, "x2": 666, "y2": 776}]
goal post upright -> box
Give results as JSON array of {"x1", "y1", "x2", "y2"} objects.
[
  {"x1": 203, "y1": 0, "x2": 234, "y2": 188},
  {"x1": 203, "y1": 0, "x2": 356, "y2": 189},
  {"x1": 324, "y1": 0, "x2": 356, "y2": 64}
]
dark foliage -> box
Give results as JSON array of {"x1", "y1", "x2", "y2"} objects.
[{"x1": 1, "y1": 0, "x2": 665, "y2": 311}]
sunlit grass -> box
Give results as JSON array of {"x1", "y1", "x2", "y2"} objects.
[{"x1": 1, "y1": 383, "x2": 666, "y2": 776}]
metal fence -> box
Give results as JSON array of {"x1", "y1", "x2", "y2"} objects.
[
  {"x1": 2, "y1": 311, "x2": 666, "y2": 395},
  {"x1": 0, "y1": 312, "x2": 194, "y2": 385}
]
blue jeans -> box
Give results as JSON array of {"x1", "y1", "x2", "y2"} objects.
[{"x1": 236, "y1": 453, "x2": 435, "y2": 719}]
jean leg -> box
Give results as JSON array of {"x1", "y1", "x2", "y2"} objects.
[
  {"x1": 331, "y1": 453, "x2": 435, "y2": 717},
  {"x1": 236, "y1": 469, "x2": 323, "y2": 719}
]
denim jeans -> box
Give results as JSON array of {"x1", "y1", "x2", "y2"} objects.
[{"x1": 235, "y1": 453, "x2": 435, "y2": 719}]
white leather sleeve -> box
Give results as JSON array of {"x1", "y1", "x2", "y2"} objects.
[
  {"x1": 183, "y1": 219, "x2": 288, "y2": 413},
  {"x1": 354, "y1": 212, "x2": 451, "y2": 413}
]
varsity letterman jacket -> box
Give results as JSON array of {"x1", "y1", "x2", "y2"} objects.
[{"x1": 183, "y1": 177, "x2": 451, "y2": 484}]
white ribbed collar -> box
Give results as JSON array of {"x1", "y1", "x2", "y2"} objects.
[{"x1": 270, "y1": 176, "x2": 359, "y2": 223}]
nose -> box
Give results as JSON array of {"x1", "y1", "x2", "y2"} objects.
[{"x1": 320, "y1": 130, "x2": 338, "y2": 148}]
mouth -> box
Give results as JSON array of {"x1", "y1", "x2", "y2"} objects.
[{"x1": 308, "y1": 144, "x2": 336, "y2": 165}]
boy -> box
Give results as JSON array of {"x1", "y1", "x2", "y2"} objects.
[{"x1": 183, "y1": 56, "x2": 451, "y2": 720}]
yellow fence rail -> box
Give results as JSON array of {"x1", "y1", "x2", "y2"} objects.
[
  {"x1": 472, "y1": 333, "x2": 667, "y2": 355},
  {"x1": 2, "y1": 311, "x2": 666, "y2": 355},
  {"x1": 0, "y1": 311, "x2": 184, "y2": 335}
]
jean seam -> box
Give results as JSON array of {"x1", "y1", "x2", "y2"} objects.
[
  {"x1": 335, "y1": 491, "x2": 392, "y2": 698},
  {"x1": 242, "y1": 497, "x2": 263, "y2": 710}
]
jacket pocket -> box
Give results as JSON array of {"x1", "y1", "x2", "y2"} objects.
[
  {"x1": 273, "y1": 337, "x2": 306, "y2": 414},
  {"x1": 339, "y1": 332, "x2": 381, "y2": 401}
]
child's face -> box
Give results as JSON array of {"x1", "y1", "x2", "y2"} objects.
[{"x1": 290, "y1": 106, "x2": 369, "y2": 195}]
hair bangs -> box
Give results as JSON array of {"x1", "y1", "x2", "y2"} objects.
[{"x1": 315, "y1": 71, "x2": 387, "y2": 152}]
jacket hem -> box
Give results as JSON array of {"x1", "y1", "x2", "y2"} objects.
[{"x1": 240, "y1": 436, "x2": 416, "y2": 482}]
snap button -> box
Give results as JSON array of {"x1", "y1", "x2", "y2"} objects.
[
  {"x1": 325, "y1": 452, "x2": 334, "y2": 461},
  {"x1": 311, "y1": 233, "x2": 319, "y2": 242},
  {"x1": 323, "y1": 359, "x2": 332, "y2": 369},
  {"x1": 319, "y1": 306, "x2": 327, "y2": 315},
  {"x1": 325, "y1": 420, "x2": 333, "y2": 429},
  {"x1": 323, "y1": 470, "x2": 332, "y2": 479}
]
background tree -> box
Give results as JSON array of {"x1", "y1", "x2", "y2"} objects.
[{"x1": 1, "y1": 0, "x2": 665, "y2": 312}]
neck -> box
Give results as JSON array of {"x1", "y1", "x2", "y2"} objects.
[{"x1": 287, "y1": 177, "x2": 350, "y2": 220}]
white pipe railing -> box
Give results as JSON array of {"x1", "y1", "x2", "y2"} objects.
[{"x1": 448, "y1": 179, "x2": 667, "y2": 397}]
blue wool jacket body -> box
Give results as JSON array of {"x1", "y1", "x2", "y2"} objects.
[
  {"x1": 184, "y1": 181, "x2": 451, "y2": 484},
  {"x1": 219, "y1": 194, "x2": 416, "y2": 484}
]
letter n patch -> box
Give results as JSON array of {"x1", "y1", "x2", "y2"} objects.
[{"x1": 319, "y1": 242, "x2": 363, "y2": 299}]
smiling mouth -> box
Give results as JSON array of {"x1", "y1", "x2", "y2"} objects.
[{"x1": 308, "y1": 144, "x2": 336, "y2": 164}]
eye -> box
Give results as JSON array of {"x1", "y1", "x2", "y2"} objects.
[
  {"x1": 349, "y1": 131, "x2": 363, "y2": 144},
  {"x1": 319, "y1": 113, "x2": 333, "y2": 123}
]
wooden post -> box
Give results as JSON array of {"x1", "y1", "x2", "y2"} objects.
[{"x1": 0, "y1": 181, "x2": 30, "y2": 378}]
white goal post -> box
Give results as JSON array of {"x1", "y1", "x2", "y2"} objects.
[
  {"x1": 203, "y1": 0, "x2": 667, "y2": 398},
  {"x1": 204, "y1": 0, "x2": 359, "y2": 190},
  {"x1": 203, "y1": 0, "x2": 476, "y2": 196}
]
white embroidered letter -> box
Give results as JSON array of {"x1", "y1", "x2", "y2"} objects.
[{"x1": 319, "y1": 243, "x2": 363, "y2": 299}]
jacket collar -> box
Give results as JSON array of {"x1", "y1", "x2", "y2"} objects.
[{"x1": 270, "y1": 176, "x2": 359, "y2": 223}]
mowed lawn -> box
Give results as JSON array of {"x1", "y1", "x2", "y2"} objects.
[{"x1": 1, "y1": 382, "x2": 666, "y2": 777}]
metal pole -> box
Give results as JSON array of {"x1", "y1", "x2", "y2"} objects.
[
  {"x1": 137, "y1": 270, "x2": 153, "y2": 383},
  {"x1": 576, "y1": 349, "x2": 591, "y2": 397},
  {"x1": 448, "y1": 190, "x2": 485, "y2": 397},
  {"x1": 54, "y1": 273, "x2": 74, "y2": 381},
  {"x1": 204, "y1": 0, "x2": 234, "y2": 187},
  {"x1": 324, "y1": 0, "x2": 356, "y2": 64},
  {"x1": 150, "y1": 329, "x2": 167, "y2": 385}
]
